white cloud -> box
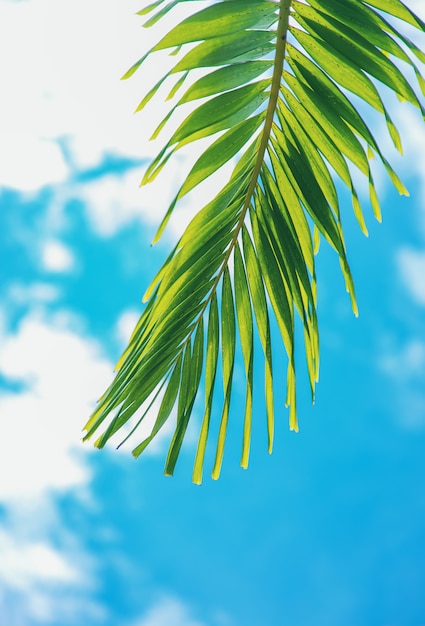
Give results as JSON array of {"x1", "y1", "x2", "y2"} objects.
[
  {"x1": 76, "y1": 168, "x2": 178, "y2": 237},
  {"x1": 41, "y1": 239, "x2": 75, "y2": 273},
  {"x1": 0, "y1": 520, "x2": 104, "y2": 624},
  {"x1": 397, "y1": 247, "x2": 425, "y2": 306},
  {"x1": 0, "y1": 0, "x2": 130, "y2": 188},
  {"x1": 0, "y1": 531, "x2": 81, "y2": 589},
  {"x1": 0, "y1": 308, "x2": 114, "y2": 623},
  {"x1": 0, "y1": 306, "x2": 191, "y2": 624},
  {"x1": 0, "y1": 310, "x2": 113, "y2": 501},
  {"x1": 0, "y1": 133, "x2": 68, "y2": 192},
  {"x1": 0, "y1": 0, "x2": 203, "y2": 191},
  {"x1": 133, "y1": 596, "x2": 206, "y2": 626},
  {"x1": 0, "y1": 301, "x2": 183, "y2": 500},
  {"x1": 0, "y1": 0, "x2": 239, "y2": 245}
]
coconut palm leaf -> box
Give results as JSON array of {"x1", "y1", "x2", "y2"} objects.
[{"x1": 84, "y1": 0, "x2": 425, "y2": 482}]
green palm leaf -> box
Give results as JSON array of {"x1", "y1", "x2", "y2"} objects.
[{"x1": 84, "y1": 0, "x2": 425, "y2": 482}]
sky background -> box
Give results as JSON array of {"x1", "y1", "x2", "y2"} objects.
[{"x1": 1, "y1": 1, "x2": 425, "y2": 625}]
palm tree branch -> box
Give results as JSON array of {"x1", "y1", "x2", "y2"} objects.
[{"x1": 83, "y1": 0, "x2": 425, "y2": 482}]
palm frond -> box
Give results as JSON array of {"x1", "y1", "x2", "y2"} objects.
[{"x1": 84, "y1": 0, "x2": 425, "y2": 482}]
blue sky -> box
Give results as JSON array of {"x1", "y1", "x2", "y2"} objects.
[{"x1": 1, "y1": 1, "x2": 425, "y2": 625}]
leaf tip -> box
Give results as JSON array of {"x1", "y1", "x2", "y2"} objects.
[
  {"x1": 121, "y1": 67, "x2": 138, "y2": 81},
  {"x1": 211, "y1": 468, "x2": 220, "y2": 481},
  {"x1": 94, "y1": 435, "x2": 104, "y2": 449}
]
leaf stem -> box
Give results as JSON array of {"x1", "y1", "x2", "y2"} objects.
[
  {"x1": 239, "y1": 0, "x2": 292, "y2": 216},
  {"x1": 165, "y1": 0, "x2": 292, "y2": 366},
  {"x1": 202, "y1": 0, "x2": 292, "y2": 307}
]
